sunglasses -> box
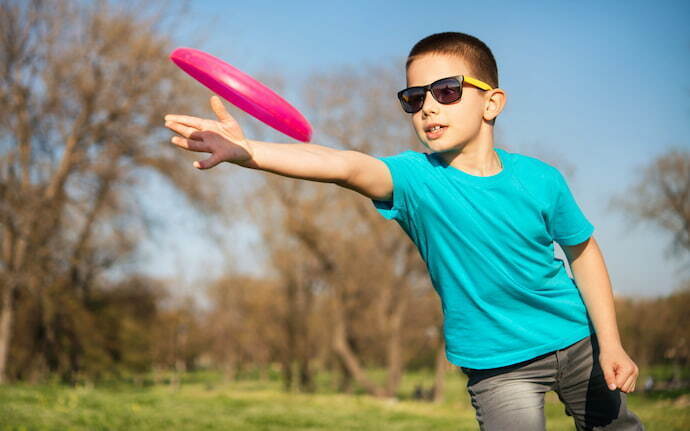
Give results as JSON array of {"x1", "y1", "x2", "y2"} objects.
[{"x1": 397, "y1": 75, "x2": 493, "y2": 114}]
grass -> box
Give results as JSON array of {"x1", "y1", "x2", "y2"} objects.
[{"x1": 0, "y1": 368, "x2": 687, "y2": 430}]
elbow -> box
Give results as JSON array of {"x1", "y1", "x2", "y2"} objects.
[
  {"x1": 562, "y1": 236, "x2": 595, "y2": 263},
  {"x1": 333, "y1": 150, "x2": 359, "y2": 186},
  {"x1": 331, "y1": 150, "x2": 392, "y2": 201},
  {"x1": 332, "y1": 151, "x2": 373, "y2": 198}
]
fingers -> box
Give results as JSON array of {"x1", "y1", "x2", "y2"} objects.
[
  {"x1": 605, "y1": 361, "x2": 638, "y2": 393},
  {"x1": 164, "y1": 114, "x2": 208, "y2": 130},
  {"x1": 621, "y1": 373, "x2": 636, "y2": 393},
  {"x1": 194, "y1": 153, "x2": 223, "y2": 169},
  {"x1": 602, "y1": 363, "x2": 617, "y2": 391},
  {"x1": 615, "y1": 362, "x2": 637, "y2": 390},
  {"x1": 163, "y1": 109, "x2": 228, "y2": 170},
  {"x1": 620, "y1": 363, "x2": 639, "y2": 393},
  {"x1": 171, "y1": 135, "x2": 210, "y2": 153},
  {"x1": 210, "y1": 95, "x2": 233, "y2": 124},
  {"x1": 615, "y1": 367, "x2": 628, "y2": 390},
  {"x1": 165, "y1": 121, "x2": 203, "y2": 140}
]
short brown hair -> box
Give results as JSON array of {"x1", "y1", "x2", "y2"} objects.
[{"x1": 406, "y1": 32, "x2": 499, "y2": 90}]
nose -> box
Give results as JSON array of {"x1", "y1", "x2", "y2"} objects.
[{"x1": 420, "y1": 88, "x2": 439, "y2": 116}]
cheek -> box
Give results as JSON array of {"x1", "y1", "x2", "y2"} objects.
[
  {"x1": 465, "y1": 96, "x2": 488, "y2": 121},
  {"x1": 449, "y1": 103, "x2": 484, "y2": 128},
  {"x1": 411, "y1": 117, "x2": 424, "y2": 134},
  {"x1": 409, "y1": 119, "x2": 430, "y2": 147}
]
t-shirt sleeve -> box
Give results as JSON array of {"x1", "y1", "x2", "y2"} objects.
[
  {"x1": 370, "y1": 151, "x2": 418, "y2": 223},
  {"x1": 549, "y1": 168, "x2": 594, "y2": 246}
]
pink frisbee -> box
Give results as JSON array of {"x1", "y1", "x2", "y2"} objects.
[{"x1": 170, "y1": 47, "x2": 312, "y2": 142}]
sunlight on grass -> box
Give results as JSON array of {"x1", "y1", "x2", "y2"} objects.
[{"x1": 0, "y1": 370, "x2": 687, "y2": 430}]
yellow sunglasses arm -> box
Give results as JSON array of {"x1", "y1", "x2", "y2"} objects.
[{"x1": 464, "y1": 76, "x2": 493, "y2": 91}]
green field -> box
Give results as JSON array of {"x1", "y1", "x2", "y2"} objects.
[{"x1": 0, "y1": 369, "x2": 688, "y2": 430}]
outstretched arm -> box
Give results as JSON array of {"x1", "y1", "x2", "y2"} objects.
[
  {"x1": 164, "y1": 96, "x2": 393, "y2": 201},
  {"x1": 562, "y1": 236, "x2": 639, "y2": 394}
]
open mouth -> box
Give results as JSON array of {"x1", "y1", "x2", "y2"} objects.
[{"x1": 425, "y1": 125, "x2": 447, "y2": 139}]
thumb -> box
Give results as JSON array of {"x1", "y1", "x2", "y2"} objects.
[
  {"x1": 602, "y1": 362, "x2": 618, "y2": 391},
  {"x1": 193, "y1": 153, "x2": 222, "y2": 170},
  {"x1": 210, "y1": 95, "x2": 233, "y2": 124}
]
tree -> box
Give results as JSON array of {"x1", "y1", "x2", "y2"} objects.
[
  {"x1": 204, "y1": 274, "x2": 284, "y2": 383},
  {"x1": 237, "y1": 61, "x2": 447, "y2": 399},
  {"x1": 609, "y1": 147, "x2": 690, "y2": 380},
  {"x1": 609, "y1": 147, "x2": 690, "y2": 267},
  {"x1": 0, "y1": 0, "x2": 221, "y2": 383}
]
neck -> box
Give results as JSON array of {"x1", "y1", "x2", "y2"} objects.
[{"x1": 438, "y1": 127, "x2": 501, "y2": 176}]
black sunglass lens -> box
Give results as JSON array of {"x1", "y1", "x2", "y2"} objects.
[
  {"x1": 432, "y1": 79, "x2": 462, "y2": 104},
  {"x1": 399, "y1": 88, "x2": 425, "y2": 113}
]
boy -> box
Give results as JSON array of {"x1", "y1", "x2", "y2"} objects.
[{"x1": 164, "y1": 32, "x2": 644, "y2": 430}]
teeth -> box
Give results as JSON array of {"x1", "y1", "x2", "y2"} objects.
[{"x1": 429, "y1": 125, "x2": 442, "y2": 132}]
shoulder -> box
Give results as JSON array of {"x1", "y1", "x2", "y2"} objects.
[
  {"x1": 377, "y1": 149, "x2": 432, "y2": 170},
  {"x1": 503, "y1": 149, "x2": 566, "y2": 208},
  {"x1": 505, "y1": 149, "x2": 561, "y2": 181},
  {"x1": 507, "y1": 150, "x2": 556, "y2": 172},
  {"x1": 381, "y1": 149, "x2": 429, "y2": 161}
]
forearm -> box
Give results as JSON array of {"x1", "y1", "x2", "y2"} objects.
[
  {"x1": 236, "y1": 139, "x2": 348, "y2": 184},
  {"x1": 567, "y1": 239, "x2": 623, "y2": 350},
  {"x1": 163, "y1": 107, "x2": 389, "y2": 197}
]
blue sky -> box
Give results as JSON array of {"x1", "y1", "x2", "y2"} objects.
[{"x1": 141, "y1": 0, "x2": 690, "y2": 300}]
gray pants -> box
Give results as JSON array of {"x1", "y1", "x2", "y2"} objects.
[{"x1": 459, "y1": 334, "x2": 645, "y2": 430}]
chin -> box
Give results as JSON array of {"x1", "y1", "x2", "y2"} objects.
[
  {"x1": 424, "y1": 140, "x2": 457, "y2": 153},
  {"x1": 417, "y1": 131, "x2": 463, "y2": 153},
  {"x1": 417, "y1": 135, "x2": 441, "y2": 152},
  {"x1": 426, "y1": 142, "x2": 442, "y2": 152}
]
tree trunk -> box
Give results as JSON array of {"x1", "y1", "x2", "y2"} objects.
[
  {"x1": 296, "y1": 279, "x2": 315, "y2": 392},
  {"x1": 332, "y1": 294, "x2": 386, "y2": 398},
  {"x1": 283, "y1": 278, "x2": 298, "y2": 392},
  {"x1": 384, "y1": 293, "x2": 407, "y2": 398},
  {"x1": 281, "y1": 358, "x2": 293, "y2": 392},
  {"x1": 336, "y1": 355, "x2": 353, "y2": 393},
  {"x1": 0, "y1": 281, "x2": 15, "y2": 384},
  {"x1": 0, "y1": 228, "x2": 25, "y2": 384},
  {"x1": 432, "y1": 332, "x2": 447, "y2": 403},
  {"x1": 298, "y1": 357, "x2": 314, "y2": 393}
]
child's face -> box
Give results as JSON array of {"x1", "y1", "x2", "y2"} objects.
[{"x1": 406, "y1": 53, "x2": 491, "y2": 152}]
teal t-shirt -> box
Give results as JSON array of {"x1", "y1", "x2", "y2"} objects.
[{"x1": 371, "y1": 147, "x2": 595, "y2": 369}]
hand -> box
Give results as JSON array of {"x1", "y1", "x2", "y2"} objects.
[
  {"x1": 164, "y1": 95, "x2": 254, "y2": 169},
  {"x1": 599, "y1": 344, "x2": 639, "y2": 393}
]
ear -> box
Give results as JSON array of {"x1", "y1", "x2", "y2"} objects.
[{"x1": 483, "y1": 88, "x2": 507, "y2": 122}]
